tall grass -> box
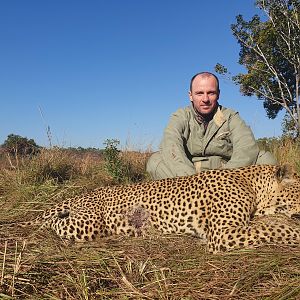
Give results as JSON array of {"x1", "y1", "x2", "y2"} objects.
[
  {"x1": 0, "y1": 145, "x2": 150, "y2": 222},
  {"x1": 258, "y1": 137, "x2": 300, "y2": 172}
]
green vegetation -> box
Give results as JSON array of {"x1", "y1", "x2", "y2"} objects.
[
  {"x1": 2, "y1": 134, "x2": 40, "y2": 156},
  {"x1": 0, "y1": 136, "x2": 300, "y2": 299},
  {"x1": 103, "y1": 139, "x2": 149, "y2": 184},
  {"x1": 103, "y1": 139, "x2": 127, "y2": 183},
  {"x1": 216, "y1": 0, "x2": 300, "y2": 138}
]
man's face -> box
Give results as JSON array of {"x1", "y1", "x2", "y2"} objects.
[{"x1": 189, "y1": 75, "x2": 219, "y2": 115}]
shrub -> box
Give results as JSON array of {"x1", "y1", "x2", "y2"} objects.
[
  {"x1": 2, "y1": 134, "x2": 40, "y2": 156},
  {"x1": 103, "y1": 139, "x2": 150, "y2": 184}
]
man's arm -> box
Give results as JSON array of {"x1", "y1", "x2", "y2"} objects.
[
  {"x1": 160, "y1": 108, "x2": 196, "y2": 176},
  {"x1": 223, "y1": 112, "x2": 259, "y2": 169}
]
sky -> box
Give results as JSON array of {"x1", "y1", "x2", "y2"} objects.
[{"x1": 0, "y1": 0, "x2": 284, "y2": 150}]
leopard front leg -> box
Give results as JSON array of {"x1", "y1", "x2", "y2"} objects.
[{"x1": 207, "y1": 215, "x2": 300, "y2": 253}]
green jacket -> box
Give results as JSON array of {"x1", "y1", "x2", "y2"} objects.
[{"x1": 159, "y1": 105, "x2": 259, "y2": 176}]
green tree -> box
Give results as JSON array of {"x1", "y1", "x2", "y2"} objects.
[
  {"x1": 2, "y1": 134, "x2": 40, "y2": 156},
  {"x1": 215, "y1": 0, "x2": 300, "y2": 137}
]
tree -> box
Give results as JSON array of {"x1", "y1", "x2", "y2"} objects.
[
  {"x1": 2, "y1": 134, "x2": 40, "y2": 156},
  {"x1": 215, "y1": 0, "x2": 300, "y2": 137}
]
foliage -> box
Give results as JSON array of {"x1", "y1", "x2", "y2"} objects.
[
  {"x1": 103, "y1": 139, "x2": 148, "y2": 184},
  {"x1": 67, "y1": 146, "x2": 105, "y2": 155},
  {"x1": 215, "y1": 0, "x2": 300, "y2": 136},
  {"x1": 282, "y1": 111, "x2": 299, "y2": 138},
  {"x1": 103, "y1": 139, "x2": 125, "y2": 183},
  {"x1": 2, "y1": 133, "x2": 40, "y2": 156}
]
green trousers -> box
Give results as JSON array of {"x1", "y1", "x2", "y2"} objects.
[{"x1": 146, "y1": 150, "x2": 277, "y2": 180}]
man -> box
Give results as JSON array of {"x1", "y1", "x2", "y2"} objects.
[{"x1": 146, "y1": 72, "x2": 276, "y2": 180}]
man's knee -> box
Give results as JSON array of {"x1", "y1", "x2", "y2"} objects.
[
  {"x1": 146, "y1": 152, "x2": 160, "y2": 178},
  {"x1": 146, "y1": 152, "x2": 174, "y2": 180},
  {"x1": 256, "y1": 150, "x2": 277, "y2": 165}
]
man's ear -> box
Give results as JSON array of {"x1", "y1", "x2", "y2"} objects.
[
  {"x1": 188, "y1": 91, "x2": 193, "y2": 102},
  {"x1": 276, "y1": 164, "x2": 297, "y2": 186}
]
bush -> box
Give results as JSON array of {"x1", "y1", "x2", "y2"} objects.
[
  {"x1": 2, "y1": 134, "x2": 40, "y2": 156},
  {"x1": 103, "y1": 139, "x2": 149, "y2": 184},
  {"x1": 103, "y1": 139, "x2": 124, "y2": 183}
]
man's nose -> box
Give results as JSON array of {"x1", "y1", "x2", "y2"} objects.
[{"x1": 203, "y1": 93, "x2": 209, "y2": 101}]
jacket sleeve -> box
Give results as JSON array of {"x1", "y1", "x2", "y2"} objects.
[
  {"x1": 223, "y1": 112, "x2": 259, "y2": 169},
  {"x1": 160, "y1": 109, "x2": 196, "y2": 176}
]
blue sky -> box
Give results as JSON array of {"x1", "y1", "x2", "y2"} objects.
[{"x1": 0, "y1": 0, "x2": 283, "y2": 150}]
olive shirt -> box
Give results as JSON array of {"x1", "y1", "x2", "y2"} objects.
[{"x1": 148, "y1": 105, "x2": 260, "y2": 178}]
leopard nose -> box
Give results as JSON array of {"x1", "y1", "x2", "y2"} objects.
[{"x1": 291, "y1": 213, "x2": 300, "y2": 219}]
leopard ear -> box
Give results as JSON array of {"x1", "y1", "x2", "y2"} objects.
[{"x1": 276, "y1": 164, "x2": 297, "y2": 186}]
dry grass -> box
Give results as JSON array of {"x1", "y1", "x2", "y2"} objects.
[
  {"x1": 1, "y1": 229, "x2": 300, "y2": 299},
  {"x1": 261, "y1": 138, "x2": 300, "y2": 173},
  {"x1": 0, "y1": 141, "x2": 300, "y2": 299}
]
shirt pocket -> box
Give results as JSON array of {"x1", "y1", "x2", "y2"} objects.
[
  {"x1": 209, "y1": 131, "x2": 233, "y2": 157},
  {"x1": 216, "y1": 131, "x2": 231, "y2": 142}
]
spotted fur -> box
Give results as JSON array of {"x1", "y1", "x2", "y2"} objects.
[{"x1": 25, "y1": 165, "x2": 300, "y2": 253}]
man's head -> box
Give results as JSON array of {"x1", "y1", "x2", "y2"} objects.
[{"x1": 189, "y1": 72, "x2": 220, "y2": 115}]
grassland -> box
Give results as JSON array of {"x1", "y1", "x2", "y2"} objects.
[{"x1": 0, "y1": 139, "x2": 300, "y2": 299}]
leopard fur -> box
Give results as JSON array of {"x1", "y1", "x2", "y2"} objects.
[{"x1": 24, "y1": 164, "x2": 300, "y2": 253}]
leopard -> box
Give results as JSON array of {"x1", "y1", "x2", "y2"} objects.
[{"x1": 18, "y1": 164, "x2": 300, "y2": 253}]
